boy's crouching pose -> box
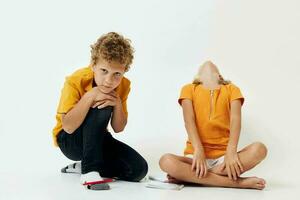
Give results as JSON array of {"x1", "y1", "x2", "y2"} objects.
[{"x1": 52, "y1": 32, "x2": 148, "y2": 190}]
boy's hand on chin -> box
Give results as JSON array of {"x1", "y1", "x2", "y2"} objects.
[{"x1": 91, "y1": 88, "x2": 121, "y2": 109}]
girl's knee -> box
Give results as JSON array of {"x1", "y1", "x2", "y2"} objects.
[
  {"x1": 251, "y1": 142, "x2": 268, "y2": 160},
  {"x1": 159, "y1": 153, "x2": 177, "y2": 172}
]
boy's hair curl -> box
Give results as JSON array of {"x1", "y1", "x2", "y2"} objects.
[{"x1": 90, "y1": 32, "x2": 134, "y2": 71}]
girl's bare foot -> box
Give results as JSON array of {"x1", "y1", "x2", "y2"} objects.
[
  {"x1": 166, "y1": 174, "x2": 266, "y2": 190},
  {"x1": 238, "y1": 177, "x2": 266, "y2": 190},
  {"x1": 166, "y1": 174, "x2": 182, "y2": 184}
]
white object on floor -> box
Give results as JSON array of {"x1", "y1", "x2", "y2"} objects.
[
  {"x1": 146, "y1": 175, "x2": 184, "y2": 190},
  {"x1": 148, "y1": 175, "x2": 168, "y2": 182},
  {"x1": 146, "y1": 180, "x2": 184, "y2": 190}
]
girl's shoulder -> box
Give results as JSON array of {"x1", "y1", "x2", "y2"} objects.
[
  {"x1": 223, "y1": 82, "x2": 241, "y2": 91},
  {"x1": 181, "y1": 83, "x2": 199, "y2": 91}
]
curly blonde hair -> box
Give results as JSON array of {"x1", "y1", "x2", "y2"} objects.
[{"x1": 90, "y1": 32, "x2": 134, "y2": 71}]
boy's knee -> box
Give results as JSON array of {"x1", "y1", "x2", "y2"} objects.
[
  {"x1": 251, "y1": 142, "x2": 268, "y2": 160},
  {"x1": 88, "y1": 106, "x2": 113, "y2": 117},
  {"x1": 84, "y1": 107, "x2": 113, "y2": 127},
  {"x1": 127, "y1": 158, "x2": 148, "y2": 182},
  {"x1": 136, "y1": 160, "x2": 149, "y2": 181}
]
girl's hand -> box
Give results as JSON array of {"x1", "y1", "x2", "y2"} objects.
[
  {"x1": 221, "y1": 149, "x2": 244, "y2": 180},
  {"x1": 191, "y1": 149, "x2": 208, "y2": 178}
]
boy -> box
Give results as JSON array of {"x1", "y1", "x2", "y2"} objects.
[{"x1": 52, "y1": 32, "x2": 148, "y2": 190}]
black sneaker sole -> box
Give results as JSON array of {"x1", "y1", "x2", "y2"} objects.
[{"x1": 86, "y1": 183, "x2": 110, "y2": 190}]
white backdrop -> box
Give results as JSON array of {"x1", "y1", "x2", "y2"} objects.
[{"x1": 0, "y1": 0, "x2": 299, "y2": 191}]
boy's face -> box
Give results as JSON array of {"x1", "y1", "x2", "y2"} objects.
[{"x1": 92, "y1": 59, "x2": 126, "y2": 94}]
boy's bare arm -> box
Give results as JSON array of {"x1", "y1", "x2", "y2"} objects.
[
  {"x1": 110, "y1": 99, "x2": 127, "y2": 133},
  {"x1": 92, "y1": 90, "x2": 127, "y2": 133},
  {"x1": 61, "y1": 91, "x2": 95, "y2": 134},
  {"x1": 62, "y1": 88, "x2": 115, "y2": 134}
]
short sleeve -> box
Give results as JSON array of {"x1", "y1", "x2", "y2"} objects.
[
  {"x1": 57, "y1": 78, "x2": 81, "y2": 114},
  {"x1": 178, "y1": 84, "x2": 194, "y2": 105},
  {"x1": 230, "y1": 84, "x2": 244, "y2": 105}
]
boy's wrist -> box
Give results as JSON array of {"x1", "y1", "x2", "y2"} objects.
[
  {"x1": 114, "y1": 97, "x2": 122, "y2": 108},
  {"x1": 83, "y1": 91, "x2": 95, "y2": 105}
]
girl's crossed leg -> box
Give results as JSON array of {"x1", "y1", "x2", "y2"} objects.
[{"x1": 159, "y1": 142, "x2": 267, "y2": 190}]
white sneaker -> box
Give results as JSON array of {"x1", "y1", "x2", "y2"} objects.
[
  {"x1": 61, "y1": 162, "x2": 81, "y2": 174},
  {"x1": 80, "y1": 171, "x2": 104, "y2": 185},
  {"x1": 80, "y1": 171, "x2": 111, "y2": 190}
]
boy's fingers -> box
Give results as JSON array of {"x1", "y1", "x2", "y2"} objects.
[
  {"x1": 104, "y1": 94, "x2": 115, "y2": 101},
  {"x1": 110, "y1": 90, "x2": 117, "y2": 97},
  {"x1": 98, "y1": 101, "x2": 110, "y2": 109},
  {"x1": 109, "y1": 96, "x2": 117, "y2": 102},
  {"x1": 92, "y1": 102, "x2": 99, "y2": 108},
  {"x1": 107, "y1": 93, "x2": 117, "y2": 98},
  {"x1": 92, "y1": 100, "x2": 105, "y2": 108}
]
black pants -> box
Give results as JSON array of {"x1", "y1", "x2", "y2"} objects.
[{"x1": 57, "y1": 106, "x2": 148, "y2": 182}]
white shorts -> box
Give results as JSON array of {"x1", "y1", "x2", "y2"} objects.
[{"x1": 185, "y1": 154, "x2": 224, "y2": 169}]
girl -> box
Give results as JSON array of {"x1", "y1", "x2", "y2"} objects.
[{"x1": 159, "y1": 61, "x2": 267, "y2": 190}]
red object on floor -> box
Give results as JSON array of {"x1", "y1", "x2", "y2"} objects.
[{"x1": 82, "y1": 178, "x2": 114, "y2": 185}]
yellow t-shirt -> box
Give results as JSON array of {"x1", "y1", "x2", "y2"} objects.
[
  {"x1": 178, "y1": 83, "x2": 244, "y2": 158},
  {"x1": 52, "y1": 66, "x2": 131, "y2": 146}
]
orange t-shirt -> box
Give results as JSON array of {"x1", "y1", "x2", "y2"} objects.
[
  {"x1": 52, "y1": 66, "x2": 131, "y2": 146},
  {"x1": 178, "y1": 83, "x2": 244, "y2": 158}
]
